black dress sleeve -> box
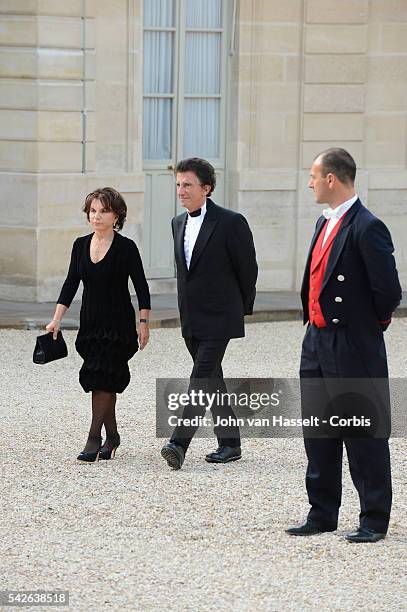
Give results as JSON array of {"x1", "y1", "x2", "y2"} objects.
[
  {"x1": 128, "y1": 240, "x2": 151, "y2": 310},
  {"x1": 57, "y1": 239, "x2": 81, "y2": 307}
]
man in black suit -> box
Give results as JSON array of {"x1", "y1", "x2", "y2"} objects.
[
  {"x1": 286, "y1": 148, "x2": 401, "y2": 542},
  {"x1": 161, "y1": 157, "x2": 257, "y2": 470}
]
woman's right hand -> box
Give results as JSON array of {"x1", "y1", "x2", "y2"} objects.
[{"x1": 46, "y1": 319, "x2": 61, "y2": 340}]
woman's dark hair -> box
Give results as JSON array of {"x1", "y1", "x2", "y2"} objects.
[
  {"x1": 317, "y1": 147, "x2": 357, "y2": 185},
  {"x1": 83, "y1": 187, "x2": 127, "y2": 230},
  {"x1": 175, "y1": 157, "x2": 216, "y2": 196}
]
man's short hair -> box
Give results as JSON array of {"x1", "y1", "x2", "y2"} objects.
[
  {"x1": 175, "y1": 157, "x2": 216, "y2": 196},
  {"x1": 316, "y1": 148, "x2": 357, "y2": 185}
]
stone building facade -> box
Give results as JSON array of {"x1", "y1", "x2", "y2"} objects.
[{"x1": 0, "y1": 0, "x2": 406, "y2": 301}]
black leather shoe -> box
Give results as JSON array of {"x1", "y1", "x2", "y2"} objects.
[
  {"x1": 99, "y1": 434, "x2": 121, "y2": 460},
  {"x1": 285, "y1": 520, "x2": 336, "y2": 536},
  {"x1": 161, "y1": 442, "x2": 185, "y2": 470},
  {"x1": 205, "y1": 446, "x2": 242, "y2": 463},
  {"x1": 345, "y1": 527, "x2": 386, "y2": 543}
]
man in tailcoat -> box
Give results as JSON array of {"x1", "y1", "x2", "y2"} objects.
[
  {"x1": 286, "y1": 148, "x2": 401, "y2": 542},
  {"x1": 161, "y1": 157, "x2": 258, "y2": 470}
]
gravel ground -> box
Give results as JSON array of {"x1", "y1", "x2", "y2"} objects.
[{"x1": 1, "y1": 320, "x2": 407, "y2": 611}]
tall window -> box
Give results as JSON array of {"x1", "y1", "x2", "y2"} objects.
[
  {"x1": 142, "y1": 0, "x2": 228, "y2": 278},
  {"x1": 143, "y1": 0, "x2": 225, "y2": 164},
  {"x1": 143, "y1": 0, "x2": 175, "y2": 160},
  {"x1": 183, "y1": 0, "x2": 222, "y2": 158}
]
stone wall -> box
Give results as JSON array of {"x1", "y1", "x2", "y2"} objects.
[
  {"x1": 233, "y1": 0, "x2": 303, "y2": 291},
  {"x1": 0, "y1": 0, "x2": 144, "y2": 301},
  {"x1": 232, "y1": 0, "x2": 407, "y2": 290},
  {"x1": 0, "y1": 0, "x2": 406, "y2": 301}
]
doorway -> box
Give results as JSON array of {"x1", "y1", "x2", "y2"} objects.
[{"x1": 142, "y1": 0, "x2": 229, "y2": 278}]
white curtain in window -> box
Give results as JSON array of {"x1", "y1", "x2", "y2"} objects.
[
  {"x1": 183, "y1": 11, "x2": 222, "y2": 158},
  {"x1": 144, "y1": 0, "x2": 174, "y2": 27},
  {"x1": 186, "y1": 0, "x2": 222, "y2": 28},
  {"x1": 185, "y1": 33, "x2": 221, "y2": 94},
  {"x1": 143, "y1": 98, "x2": 172, "y2": 160},
  {"x1": 143, "y1": 0, "x2": 223, "y2": 160},
  {"x1": 143, "y1": 0, "x2": 174, "y2": 160},
  {"x1": 144, "y1": 31, "x2": 173, "y2": 94},
  {"x1": 184, "y1": 99, "x2": 220, "y2": 158}
]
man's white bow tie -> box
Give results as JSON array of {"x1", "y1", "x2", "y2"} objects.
[{"x1": 322, "y1": 207, "x2": 340, "y2": 220}]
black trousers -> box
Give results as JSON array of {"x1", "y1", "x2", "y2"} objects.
[
  {"x1": 300, "y1": 324, "x2": 392, "y2": 533},
  {"x1": 170, "y1": 337, "x2": 241, "y2": 452}
]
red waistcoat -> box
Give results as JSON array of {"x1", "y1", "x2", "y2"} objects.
[{"x1": 309, "y1": 214, "x2": 346, "y2": 327}]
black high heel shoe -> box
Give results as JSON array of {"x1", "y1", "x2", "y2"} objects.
[
  {"x1": 77, "y1": 437, "x2": 102, "y2": 463},
  {"x1": 99, "y1": 434, "x2": 121, "y2": 460}
]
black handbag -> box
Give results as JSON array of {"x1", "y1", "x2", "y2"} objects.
[{"x1": 33, "y1": 331, "x2": 68, "y2": 364}]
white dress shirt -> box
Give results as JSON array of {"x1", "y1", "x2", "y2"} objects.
[
  {"x1": 321, "y1": 195, "x2": 358, "y2": 247},
  {"x1": 184, "y1": 202, "x2": 207, "y2": 269}
]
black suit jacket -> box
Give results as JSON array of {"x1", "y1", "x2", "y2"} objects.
[
  {"x1": 301, "y1": 199, "x2": 402, "y2": 377},
  {"x1": 172, "y1": 198, "x2": 258, "y2": 340}
]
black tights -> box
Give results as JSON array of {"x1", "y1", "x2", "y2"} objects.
[{"x1": 83, "y1": 390, "x2": 119, "y2": 452}]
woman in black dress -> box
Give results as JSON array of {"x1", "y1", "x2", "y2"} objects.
[{"x1": 46, "y1": 187, "x2": 151, "y2": 462}]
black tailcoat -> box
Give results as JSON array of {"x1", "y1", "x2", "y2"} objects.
[
  {"x1": 299, "y1": 199, "x2": 402, "y2": 532},
  {"x1": 172, "y1": 198, "x2": 258, "y2": 340},
  {"x1": 301, "y1": 199, "x2": 402, "y2": 378}
]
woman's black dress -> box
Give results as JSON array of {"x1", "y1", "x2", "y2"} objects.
[{"x1": 57, "y1": 232, "x2": 151, "y2": 393}]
